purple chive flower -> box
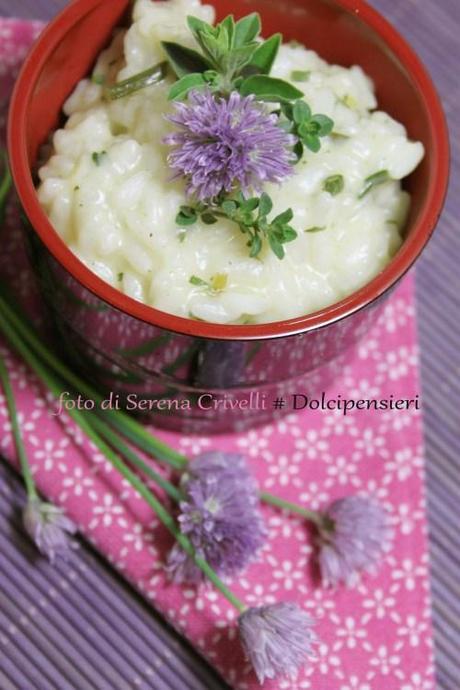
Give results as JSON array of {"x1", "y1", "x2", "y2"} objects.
[
  {"x1": 23, "y1": 499, "x2": 77, "y2": 564},
  {"x1": 317, "y1": 495, "x2": 392, "y2": 588},
  {"x1": 165, "y1": 90, "x2": 296, "y2": 200},
  {"x1": 238, "y1": 602, "x2": 316, "y2": 684},
  {"x1": 182, "y1": 451, "x2": 260, "y2": 503},
  {"x1": 167, "y1": 452, "x2": 265, "y2": 583}
]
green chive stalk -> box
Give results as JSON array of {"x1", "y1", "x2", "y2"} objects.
[
  {"x1": 0, "y1": 310, "x2": 246, "y2": 613},
  {"x1": 260, "y1": 492, "x2": 323, "y2": 526},
  {"x1": 88, "y1": 414, "x2": 182, "y2": 503},
  {"x1": 0, "y1": 351, "x2": 37, "y2": 499},
  {"x1": 106, "y1": 61, "x2": 168, "y2": 100}
]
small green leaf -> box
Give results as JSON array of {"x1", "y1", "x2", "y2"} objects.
[
  {"x1": 258, "y1": 193, "x2": 273, "y2": 217},
  {"x1": 305, "y1": 226, "x2": 326, "y2": 233},
  {"x1": 249, "y1": 233, "x2": 263, "y2": 258},
  {"x1": 234, "y1": 13, "x2": 261, "y2": 47},
  {"x1": 189, "y1": 275, "x2": 209, "y2": 287},
  {"x1": 268, "y1": 234, "x2": 285, "y2": 259},
  {"x1": 223, "y1": 44, "x2": 258, "y2": 73},
  {"x1": 280, "y1": 226, "x2": 297, "y2": 242},
  {"x1": 298, "y1": 120, "x2": 318, "y2": 137},
  {"x1": 201, "y1": 212, "x2": 218, "y2": 225},
  {"x1": 239, "y1": 211, "x2": 255, "y2": 226},
  {"x1": 311, "y1": 114, "x2": 334, "y2": 136},
  {"x1": 199, "y1": 30, "x2": 228, "y2": 66},
  {"x1": 239, "y1": 75, "x2": 304, "y2": 102},
  {"x1": 176, "y1": 206, "x2": 198, "y2": 226},
  {"x1": 358, "y1": 170, "x2": 390, "y2": 199},
  {"x1": 161, "y1": 42, "x2": 212, "y2": 78},
  {"x1": 303, "y1": 135, "x2": 321, "y2": 153},
  {"x1": 220, "y1": 15, "x2": 235, "y2": 48},
  {"x1": 187, "y1": 16, "x2": 214, "y2": 40},
  {"x1": 222, "y1": 200, "x2": 238, "y2": 217},
  {"x1": 257, "y1": 216, "x2": 269, "y2": 233},
  {"x1": 293, "y1": 100, "x2": 312, "y2": 124},
  {"x1": 240, "y1": 197, "x2": 259, "y2": 213},
  {"x1": 187, "y1": 16, "x2": 222, "y2": 66},
  {"x1": 168, "y1": 73, "x2": 207, "y2": 100},
  {"x1": 117, "y1": 272, "x2": 124, "y2": 282},
  {"x1": 324, "y1": 174, "x2": 344, "y2": 196},
  {"x1": 293, "y1": 141, "x2": 304, "y2": 162},
  {"x1": 273, "y1": 208, "x2": 294, "y2": 225},
  {"x1": 290, "y1": 70, "x2": 310, "y2": 82},
  {"x1": 245, "y1": 33, "x2": 282, "y2": 75}
]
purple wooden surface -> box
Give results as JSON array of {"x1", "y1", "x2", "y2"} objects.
[{"x1": 0, "y1": 1, "x2": 458, "y2": 689}]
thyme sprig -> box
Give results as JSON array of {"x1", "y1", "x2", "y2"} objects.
[{"x1": 177, "y1": 192, "x2": 297, "y2": 260}]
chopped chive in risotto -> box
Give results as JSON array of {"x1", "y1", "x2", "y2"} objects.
[{"x1": 37, "y1": 0, "x2": 424, "y2": 325}]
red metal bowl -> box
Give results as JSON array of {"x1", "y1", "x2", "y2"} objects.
[{"x1": 7, "y1": 0, "x2": 449, "y2": 431}]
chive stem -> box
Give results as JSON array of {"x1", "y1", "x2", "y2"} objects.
[
  {"x1": 87, "y1": 414, "x2": 183, "y2": 503},
  {"x1": 0, "y1": 351, "x2": 37, "y2": 499},
  {"x1": 259, "y1": 492, "x2": 322, "y2": 526},
  {"x1": 106, "y1": 61, "x2": 168, "y2": 100}
]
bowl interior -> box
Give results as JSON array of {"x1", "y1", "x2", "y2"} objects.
[{"x1": 10, "y1": 0, "x2": 448, "y2": 339}]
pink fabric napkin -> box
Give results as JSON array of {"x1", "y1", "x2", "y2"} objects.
[{"x1": 0, "y1": 20, "x2": 436, "y2": 690}]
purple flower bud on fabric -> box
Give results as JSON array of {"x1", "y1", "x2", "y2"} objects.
[
  {"x1": 238, "y1": 602, "x2": 316, "y2": 684},
  {"x1": 23, "y1": 499, "x2": 77, "y2": 564},
  {"x1": 164, "y1": 90, "x2": 296, "y2": 201},
  {"x1": 167, "y1": 452, "x2": 266, "y2": 583},
  {"x1": 317, "y1": 495, "x2": 392, "y2": 588}
]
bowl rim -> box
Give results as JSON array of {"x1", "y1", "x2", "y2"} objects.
[{"x1": 7, "y1": 0, "x2": 450, "y2": 341}]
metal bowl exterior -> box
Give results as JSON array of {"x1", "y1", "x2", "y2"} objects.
[{"x1": 8, "y1": 0, "x2": 449, "y2": 431}]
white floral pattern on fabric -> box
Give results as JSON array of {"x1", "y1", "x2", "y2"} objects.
[{"x1": 0, "y1": 21, "x2": 435, "y2": 690}]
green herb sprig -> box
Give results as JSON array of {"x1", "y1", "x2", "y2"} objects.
[
  {"x1": 162, "y1": 14, "x2": 304, "y2": 103},
  {"x1": 177, "y1": 192, "x2": 297, "y2": 260},
  {"x1": 280, "y1": 100, "x2": 334, "y2": 158}
]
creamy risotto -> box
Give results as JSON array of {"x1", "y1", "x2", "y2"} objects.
[{"x1": 37, "y1": 0, "x2": 424, "y2": 325}]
